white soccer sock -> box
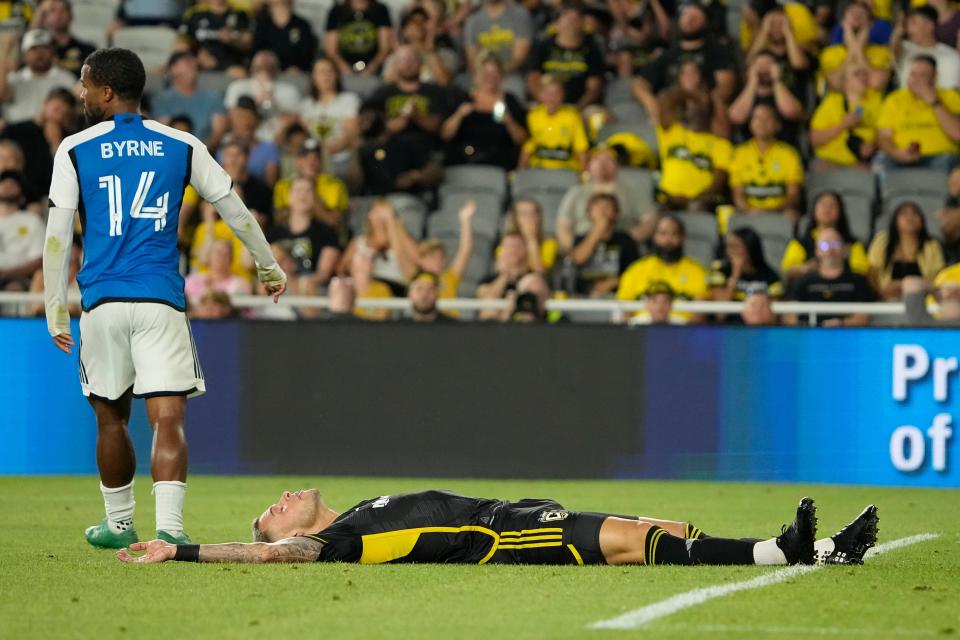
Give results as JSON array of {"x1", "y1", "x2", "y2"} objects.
[
  {"x1": 154, "y1": 481, "x2": 187, "y2": 534},
  {"x1": 752, "y1": 537, "x2": 788, "y2": 565},
  {"x1": 814, "y1": 537, "x2": 836, "y2": 562},
  {"x1": 101, "y1": 481, "x2": 135, "y2": 533}
]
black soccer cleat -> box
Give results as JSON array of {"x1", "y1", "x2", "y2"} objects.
[
  {"x1": 776, "y1": 497, "x2": 818, "y2": 565},
  {"x1": 817, "y1": 505, "x2": 879, "y2": 565}
]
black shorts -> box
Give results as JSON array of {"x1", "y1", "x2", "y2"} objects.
[{"x1": 487, "y1": 499, "x2": 613, "y2": 566}]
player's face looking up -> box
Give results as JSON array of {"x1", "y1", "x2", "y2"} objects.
[{"x1": 257, "y1": 489, "x2": 322, "y2": 542}]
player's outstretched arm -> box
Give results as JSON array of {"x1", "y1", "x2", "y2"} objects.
[
  {"x1": 117, "y1": 536, "x2": 324, "y2": 564},
  {"x1": 42, "y1": 206, "x2": 76, "y2": 354}
]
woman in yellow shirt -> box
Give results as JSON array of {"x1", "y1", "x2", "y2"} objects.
[
  {"x1": 782, "y1": 191, "x2": 871, "y2": 280},
  {"x1": 809, "y1": 64, "x2": 883, "y2": 169},
  {"x1": 868, "y1": 201, "x2": 945, "y2": 300}
]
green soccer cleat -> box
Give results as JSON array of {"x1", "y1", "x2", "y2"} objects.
[
  {"x1": 157, "y1": 530, "x2": 193, "y2": 545},
  {"x1": 85, "y1": 519, "x2": 139, "y2": 549}
]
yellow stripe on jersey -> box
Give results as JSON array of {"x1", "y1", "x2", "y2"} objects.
[
  {"x1": 359, "y1": 525, "x2": 499, "y2": 565},
  {"x1": 499, "y1": 527, "x2": 563, "y2": 537},
  {"x1": 497, "y1": 534, "x2": 563, "y2": 543},
  {"x1": 567, "y1": 544, "x2": 584, "y2": 566}
]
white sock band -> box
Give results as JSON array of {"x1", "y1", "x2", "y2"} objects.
[
  {"x1": 153, "y1": 481, "x2": 187, "y2": 534},
  {"x1": 753, "y1": 537, "x2": 788, "y2": 565},
  {"x1": 100, "y1": 481, "x2": 135, "y2": 533}
]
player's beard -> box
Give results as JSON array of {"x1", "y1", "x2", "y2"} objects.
[{"x1": 83, "y1": 103, "x2": 107, "y2": 126}]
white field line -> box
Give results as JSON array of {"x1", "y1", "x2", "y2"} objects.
[
  {"x1": 649, "y1": 623, "x2": 936, "y2": 636},
  {"x1": 589, "y1": 533, "x2": 940, "y2": 631}
]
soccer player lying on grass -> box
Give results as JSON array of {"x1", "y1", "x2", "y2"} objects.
[{"x1": 117, "y1": 490, "x2": 878, "y2": 567}]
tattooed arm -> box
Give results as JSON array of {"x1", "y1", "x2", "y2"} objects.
[{"x1": 117, "y1": 537, "x2": 325, "y2": 564}]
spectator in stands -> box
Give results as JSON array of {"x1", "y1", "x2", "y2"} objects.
[
  {"x1": 941, "y1": 169, "x2": 960, "y2": 265},
  {"x1": 743, "y1": 7, "x2": 814, "y2": 115},
  {"x1": 526, "y1": 0, "x2": 604, "y2": 109},
  {"x1": 728, "y1": 51, "x2": 805, "y2": 148},
  {"x1": 188, "y1": 198, "x2": 255, "y2": 282},
  {"x1": 252, "y1": 0, "x2": 318, "y2": 74},
  {"x1": 0, "y1": 30, "x2": 75, "y2": 124},
  {"x1": 636, "y1": 81, "x2": 732, "y2": 212},
  {"x1": 177, "y1": 0, "x2": 253, "y2": 74},
  {"x1": 743, "y1": 2, "x2": 818, "y2": 60},
  {"x1": 267, "y1": 176, "x2": 342, "y2": 288},
  {"x1": 325, "y1": 276, "x2": 358, "y2": 320},
  {"x1": 503, "y1": 197, "x2": 557, "y2": 275},
  {"x1": 875, "y1": 56, "x2": 960, "y2": 173},
  {"x1": 184, "y1": 239, "x2": 253, "y2": 306},
  {"x1": 224, "y1": 51, "x2": 303, "y2": 143},
  {"x1": 0, "y1": 171, "x2": 42, "y2": 291},
  {"x1": 627, "y1": 280, "x2": 677, "y2": 325},
  {"x1": 0, "y1": 0, "x2": 32, "y2": 35},
  {"x1": 825, "y1": 0, "x2": 892, "y2": 45},
  {"x1": 709, "y1": 226, "x2": 784, "y2": 302},
  {"x1": 892, "y1": 5, "x2": 959, "y2": 90},
  {"x1": 641, "y1": 1, "x2": 737, "y2": 103},
  {"x1": 0, "y1": 139, "x2": 36, "y2": 205},
  {"x1": 211, "y1": 96, "x2": 281, "y2": 186},
  {"x1": 611, "y1": 0, "x2": 670, "y2": 78},
  {"x1": 442, "y1": 54, "x2": 527, "y2": 170},
  {"x1": 324, "y1": 0, "x2": 393, "y2": 77},
  {"x1": 339, "y1": 200, "x2": 408, "y2": 308},
  {"x1": 152, "y1": 52, "x2": 225, "y2": 144},
  {"x1": 359, "y1": 46, "x2": 446, "y2": 195},
  {"x1": 464, "y1": 0, "x2": 532, "y2": 76},
  {"x1": 819, "y1": 1, "x2": 891, "y2": 93},
  {"x1": 190, "y1": 290, "x2": 237, "y2": 319},
  {"x1": 868, "y1": 201, "x2": 944, "y2": 300},
  {"x1": 741, "y1": 290, "x2": 778, "y2": 325},
  {"x1": 0, "y1": 87, "x2": 76, "y2": 199},
  {"x1": 568, "y1": 193, "x2": 640, "y2": 297},
  {"x1": 786, "y1": 227, "x2": 874, "y2": 327},
  {"x1": 633, "y1": 60, "x2": 729, "y2": 138},
  {"x1": 383, "y1": 7, "x2": 456, "y2": 87},
  {"x1": 273, "y1": 137, "x2": 348, "y2": 231},
  {"x1": 556, "y1": 147, "x2": 649, "y2": 254},
  {"x1": 299, "y1": 58, "x2": 360, "y2": 187},
  {"x1": 928, "y1": 0, "x2": 960, "y2": 47},
  {"x1": 782, "y1": 191, "x2": 870, "y2": 280},
  {"x1": 30, "y1": 0, "x2": 94, "y2": 78},
  {"x1": 900, "y1": 275, "x2": 960, "y2": 326},
  {"x1": 392, "y1": 199, "x2": 475, "y2": 299},
  {"x1": 730, "y1": 104, "x2": 804, "y2": 223},
  {"x1": 618, "y1": 215, "x2": 709, "y2": 305},
  {"x1": 809, "y1": 63, "x2": 881, "y2": 169},
  {"x1": 518, "y1": 74, "x2": 589, "y2": 172},
  {"x1": 476, "y1": 232, "x2": 531, "y2": 319},
  {"x1": 408, "y1": 270, "x2": 457, "y2": 322}
]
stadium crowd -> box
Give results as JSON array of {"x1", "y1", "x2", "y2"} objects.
[{"x1": 1, "y1": 0, "x2": 959, "y2": 325}]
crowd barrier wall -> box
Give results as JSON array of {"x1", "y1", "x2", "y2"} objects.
[{"x1": 2, "y1": 319, "x2": 956, "y2": 487}]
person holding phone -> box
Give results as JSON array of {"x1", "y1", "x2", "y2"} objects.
[{"x1": 809, "y1": 63, "x2": 882, "y2": 169}]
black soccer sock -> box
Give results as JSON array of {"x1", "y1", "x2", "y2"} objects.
[
  {"x1": 645, "y1": 526, "x2": 759, "y2": 566},
  {"x1": 684, "y1": 522, "x2": 710, "y2": 540}
]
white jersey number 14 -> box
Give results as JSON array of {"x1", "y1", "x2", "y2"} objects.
[{"x1": 98, "y1": 171, "x2": 170, "y2": 236}]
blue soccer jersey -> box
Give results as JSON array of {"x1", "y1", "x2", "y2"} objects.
[{"x1": 49, "y1": 114, "x2": 233, "y2": 311}]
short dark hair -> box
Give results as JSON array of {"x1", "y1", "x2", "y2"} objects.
[
  {"x1": 912, "y1": 54, "x2": 938, "y2": 71},
  {"x1": 660, "y1": 213, "x2": 686, "y2": 238},
  {"x1": 84, "y1": 48, "x2": 146, "y2": 101},
  {"x1": 169, "y1": 114, "x2": 194, "y2": 132},
  {"x1": 909, "y1": 5, "x2": 938, "y2": 23},
  {"x1": 587, "y1": 192, "x2": 620, "y2": 214},
  {"x1": 45, "y1": 86, "x2": 77, "y2": 108}
]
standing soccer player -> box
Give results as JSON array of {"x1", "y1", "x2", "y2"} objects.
[{"x1": 42, "y1": 48, "x2": 287, "y2": 549}]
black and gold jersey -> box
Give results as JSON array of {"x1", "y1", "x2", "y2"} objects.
[{"x1": 309, "y1": 490, "x2": 608, "y2": 566}]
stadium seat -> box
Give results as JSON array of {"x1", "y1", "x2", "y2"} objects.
[
  {"x1": 876, "y1": 194, "x2": 947, "y2": 240},
  {"x1": 143, "y1": 73, "x2": 165, "y2": 98},
  {"x1": 72, "y1": 0, "x2": 117, "y2": 48},
  {"x1": 341, "y1": 74, "x2": 383, "y2": 100},
  {"x1": 347, "y1": 196, "x2": 378, "y2": 237},
  {"x1": 618, "y1": 168, "x2": 657, "y2": 214},
  {"x1": 443, "y1": 165, "x2": 508, "y2": 200},
  {"x1": 727, "y1": 214, "x2": 794, "y2": 267},
  {"x1": 679, "y1": 212, "x2": 720, "y2": 267},
  {"x1": 603, "y1": 77, "x2": 635, "y2": 109},
  {"x1": 881, "y1": 168, "x2": 949, "y2": 201},
  {"x1": 295, "y1": 0, "x2": 333, "y2": 35},
  {"x1": 608, "y1": 102, "x2": 649, "y2": 125},
  {"x1": 597, "y1": 121, "x2": 658, "y2": 154},
  {"x1": 386, "y1": 192, "x2": 428, "y2": 239},
  {"x1": 197, "y1": 71, "x2": 233, "y2": 95},
  {"x1": 435, "y1": 190, "x2": 503, "y2": 239},
  {"x1": 512, "y1": 191, "x2": 565, "y2": 236},
  {"x1": 512, "y1": 168, "x2": 580, "y2": 196},
  {"x1": 112, "y1": 27, "x2": 178, "y2": 72}
]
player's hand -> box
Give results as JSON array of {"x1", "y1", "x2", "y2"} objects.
[
  {"x1": 52, "y1": 332, "x2": 74, "y2": 355},
  {"x1": 257, "y1": 262, "x2": 288, "y2": 303},
  {"x1": 117, "y1": 540, "x2": 177, "y2": 564}
]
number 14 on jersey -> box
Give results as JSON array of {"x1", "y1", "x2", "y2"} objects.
[{"x1": 99, "y1": 171, "x2": 170, "y2": 236}]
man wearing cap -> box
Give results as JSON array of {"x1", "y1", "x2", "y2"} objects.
[
  {"x1": 0, "y1": 29, "x2": 76, "y2": 123},
  {"x1": 272, "y1": 137, "x2": 349, "y2": 220},
  {"x1": 30, "y1": 0, "x2": 95, "y2": 78},
  {"x1": 0, "y1": 170, "x2": 44, "y2": 290},
  {"x1": 151, "y1": 51, "x2": 225, "y2": 143}
]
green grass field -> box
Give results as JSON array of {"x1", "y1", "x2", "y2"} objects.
[{"x1": 1, "y1": 476, "x2": 956, "y2": 640}]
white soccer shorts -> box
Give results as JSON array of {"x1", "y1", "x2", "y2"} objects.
[{"x1": 77, "y1": 302, "x2": 206, "y2": 400}]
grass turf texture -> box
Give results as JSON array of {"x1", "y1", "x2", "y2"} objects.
[{"x1": 1, "y1": 477, "x2": 956, "y2": 640}]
